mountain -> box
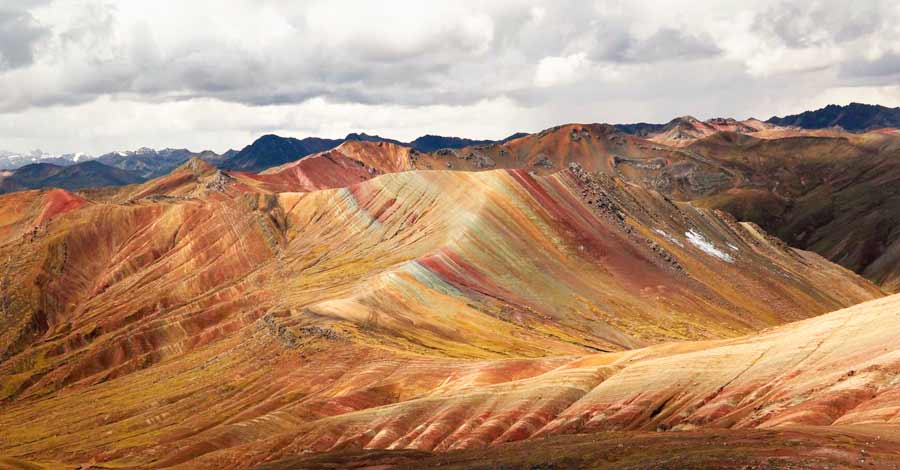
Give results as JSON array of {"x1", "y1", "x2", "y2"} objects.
[
  {"x1": 0, "y1": 160, "x2": 144, "y2": 194},
  {"x1": 0, "y1": 149, "x2": 90, "y2": 170},
  {"x1": 0, "y1": 153, "x2": 881, "y2": 469},
  {"x1": 410, "y1": 134, "x2": 500, "y2": 152},
  {"x1": 343, "y1": 132, "x2": 405, "y2": 146},
  {"x1": 613, "y1": 121, "x2": 666, "y2": 136},
  {"x1": 615, "y1": 116, "x2": 778, "y2": 146},
  {"x1": 0, "y1": 146, "x2": 232, "y2": 178},
  {"x1": 246, "y1": 140, "x2": 415, "y2": 192},
  {"x1": 393, "y1": 122, "x2": 900, "y2": 291},
  {"x1": 219, "y1": 132, "x2": 529, "y2": 173},
  {"x1": 4, "y1": 162, "x2": 66, "y2": 186},
  {"x1": 96, "y1": 147, "x2": 193, "y2": 179},
  {"x1": 767, "y1": 102, "x2": 900, "y2": 131},
  {"x1": 219, "y1": 134, "x2": 345, "y2": 172},
  {"x1": 682, "y1": 130, "x2": 900, "y2": 291},
  {"x1": 3, "y1": 113, "x2": 900, "y2": 469}
]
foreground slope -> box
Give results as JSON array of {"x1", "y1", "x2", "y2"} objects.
[
  {"x1": 256, "y1": 293, "x2": 900, "y2": 469},
  {"x1": 0, "y1": 162, "x2": 880, "y2": 469},
  {"x1": 259, "y1": 426, "x2": 900, "y2": 469}
]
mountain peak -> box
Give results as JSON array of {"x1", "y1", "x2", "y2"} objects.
[{"x1": 174, "y1": 156, "x2": 216, "y2": 174}]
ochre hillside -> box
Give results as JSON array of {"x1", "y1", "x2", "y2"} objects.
[{"x1": 0, "y1": 156, "x2": 884, "y2": 469}]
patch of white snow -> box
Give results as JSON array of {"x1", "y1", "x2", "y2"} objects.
[
  {"x1": 653, "y1": 229, "x2": 684, "y2": 247},
  {"x1": 685, "y1": 229, "x2": 733, "y2": 263}
]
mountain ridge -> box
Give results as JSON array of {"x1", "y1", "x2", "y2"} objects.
[
  {"x1": 767, "y1": 102, "x2": 900, "y2": 131},
  {"x1": 0, "y1": 160, "x2": 144, "y2": 194},
  {"x1": 0, "y1": 160, "x2": 884, "y2": 469}
]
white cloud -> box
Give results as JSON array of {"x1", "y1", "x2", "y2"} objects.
[
  {"x1": 528, "y1": 6, "x2": 546, "y2": 24},
  {"x1": 0, "y1": 95, "x2": 533, "y2": 154},
  {"x1": 0, "y1": 0, "x2": 899, "y2": 154},
  {"x1": 534, "y1": 52, "x2": 590, "y2": 87}
]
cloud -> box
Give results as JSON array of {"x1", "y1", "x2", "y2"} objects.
[
  {"x1": 754, "y1": 0, "x2": 885, "y2": 48},
  {"x1": 614, "y1": 29, "x2": 721, "y2": 63},
  {"x1": 0, "y1": 95, "x2": 534, "y2": 155},
  {"x1": 0, "y1": 5, "x2": 49, "y2": 70},
  {"x1": 534, "y1": 52, "x2": 590, "y2": 87},
  {"x1": 0, "y1": 0, "x2": 899, "y2": 154},
  {"x1": 839, "y1": 53, "x2": 900, "y2": 83}
]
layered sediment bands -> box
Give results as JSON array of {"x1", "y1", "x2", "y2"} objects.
[
  {"x1": 0, "y1": 164, "x2": 884, "y2": 469},
  {"x1": 241, "y1": 294, "x2": 900, "y2": 466},
  {"x1": 258, "y1": 426, "x2": 900, "y2": 469},
  {"x1": 0, "y1": 188, "x2": 280, "y2": 400},
  {"x1": 413, "y1": 125, "x2": 900, "y2": 291},
  {"x1": 244, "y1": 141, "x2": 417, "y2": 193},
  {"x1": 266, "y1": 167, "x2": 876, "y2": 356}
]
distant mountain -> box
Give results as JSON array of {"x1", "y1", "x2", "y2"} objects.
[
  {"x1": 219, "y1": 134, "x2": 344, "y2": 172},
  {"x1": 409, "y1": 135, "x2": 498, "y2": 152},
  {"x1": 219, "y1": 132, "x2": 531, "y2": 172},
  {"x1": 0, "y1": 160, "x2": 144, "y2": 194},
  {"x1": 344, "y1": 132, "x2": 405, "y2": 146},
  {"x1": 612, "y1": 122, "x2": 666, "y2": 136},
  {"x1": 192, "y1": 149, "x2": 239, "y2": 166},
  {"x1": 409, "y1": 132, "x2": 530, "y2": 152},
  {"x1": 612, "y1": 116, "x2": 777, "y2": 146},
  {"x1": 0, "y1": 146, "x2": 232, "y2": 178},
  {"x1": 499, "y1": 132, "x2": 530, "y2": 142},
  {"x1": 767, "y1": 102, "x2": 900, "y2": 131},
  {"x1": 0, "y1": 149, "x2": 90, "y2": 170},
  {"x1": 6, "y1": 162, "x2": 66, "y2": 187},
  {"x1": 96, "y1": 148, "x2": 196, "y2": 179}
]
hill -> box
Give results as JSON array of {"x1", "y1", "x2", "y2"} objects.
[
  {"x1": 406, "y1": 124, "x2": 900, "y2": 291},
  {"x1": 2, "y1": 112, "x2": 900, "y2": 469},
  {"x1": 224, "y1": 126, "x2": 900, "y2": 292},
  {"x1": 262, "y1": 293, "x2": 900, "y2": 469},
  {"x1": 0, "y1": 160, "x2": 880, "y2": 469}
]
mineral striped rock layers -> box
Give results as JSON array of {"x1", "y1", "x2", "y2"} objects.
[{"x1": 0, "y1": 132, "x2": 898, "y2": 469}]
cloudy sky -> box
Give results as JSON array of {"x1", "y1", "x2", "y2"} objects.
[{"x1": 1, "y1": 0, "x2": 899, "y2": 154}]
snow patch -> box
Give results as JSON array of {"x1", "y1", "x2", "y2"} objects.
[
  {"x1": 653, "y1": 229, "x2": 683, "y2": 247},
  {"x1": 686, "y1": 229, "x2": 733, "y2": 262},
  {"x1": 727, "y1": 243, "x2": 739, "y2": 251}
]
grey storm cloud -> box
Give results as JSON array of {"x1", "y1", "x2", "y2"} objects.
[
  {"x1": 0, "y1": 6, "x2": 49, "y2": 70},
  {"x1": 839, "y1": 53, "x2": 900, "y2": 83},
  {"x1": 592, "y1": 28, "x2": 721, "y2": 63},
  {"x1": 754, "y1": 0, "x2": 888, "y2": 47},
  {"x1": 0, "y1": 0, "x2": 899, "y2": 155},
  {"x1": 1, "y1": 0, "x2": 892, "y2": 111}
]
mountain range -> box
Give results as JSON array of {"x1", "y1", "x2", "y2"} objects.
[
  {"x1": 220, "y1": 131, "x2": 529, "y2": 172},
  {"x1": 613, "y1": 102, "x2": 900, "y2": 137},
  {"x1": 767, "y1": 102, "x2": 900, "y2": 131},
  {"x1": 4, "y1": 102, "x2": 894, "y2": 177},
  {"x1": 0, "y1": 161, "x2": 145, "y2": 193},
  {"x1": 0, "y1": 132, "x2": 527, "y2": 176},
  {"x1": 3, "y1": 103, "x2": 900, "y2": 469}
]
